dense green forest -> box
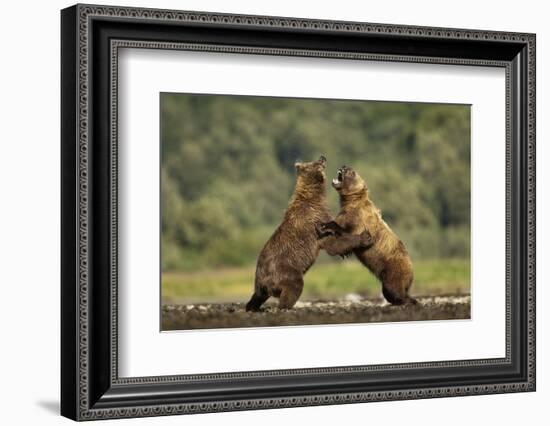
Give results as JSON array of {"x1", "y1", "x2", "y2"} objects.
[{"x1": 161, "y1": 93, "x2": 470, "y2": 273}]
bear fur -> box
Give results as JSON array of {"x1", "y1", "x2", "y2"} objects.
[
  {"x1": 319, "y1": 165, "x2": 417, "y2": 305},
  {"x1": 245, "y1": 157, "x2": 373, "y2": 311}
]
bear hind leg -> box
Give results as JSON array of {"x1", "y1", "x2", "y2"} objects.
[
  {"x1": 382, "y1": 286, "x2": 418, "y2": 305},
  {"x1": 245, "y1": 289, "x2": 269, "y2": 312},
  {"x1": 381, "y1": 269, "x2": 417, "y2": 306},
  {"x1": 277, "y1": 277, "x2": 304, "y2": 310}
]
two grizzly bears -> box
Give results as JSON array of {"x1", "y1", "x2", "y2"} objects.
[
  {"x1": 245, "y1": 158, "x2": 416, "y2": 311},
  {"x1": 245, "y1": 156, "x2": 373, "y2": 311}
]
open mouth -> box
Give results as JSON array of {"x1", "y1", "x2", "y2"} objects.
[{"x1": 332, "y1": 169, "x2": 344, "y2": 187}]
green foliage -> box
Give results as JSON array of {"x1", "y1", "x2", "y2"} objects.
[
  {"x1": 162, "y1": 259, "x2": 470, "y2": 304},
  {"x1": 161, "y1": 94, "x2": 470, "y2": 272}
]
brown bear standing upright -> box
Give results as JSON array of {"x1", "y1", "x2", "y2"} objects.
[
  {"x1": 319, "y1": 165, "x2": 417, "y2": 305},
  {"x1": 245, "y1": 156, "x2": 373, "y2": 312}
]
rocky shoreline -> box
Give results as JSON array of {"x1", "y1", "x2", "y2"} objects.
[{"x1": 162, "y1": 294, "x2": 471, "y2": 331}]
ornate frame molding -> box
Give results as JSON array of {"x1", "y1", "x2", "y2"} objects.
[{"x1": 61, "y1": 4, "x2": 535, "y2": 421}]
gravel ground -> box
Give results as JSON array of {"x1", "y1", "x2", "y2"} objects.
[{"x1": 162, "y1": 294, "x2": 470, "y2": 330}]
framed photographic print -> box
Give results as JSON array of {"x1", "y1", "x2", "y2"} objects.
[{"x1": 61, "y1": 3, "x2": 536, "y2": 421}]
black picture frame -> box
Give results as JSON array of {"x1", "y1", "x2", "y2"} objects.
[{"x1": 61, "y1": 3, "x2": 536, "y2": 421}]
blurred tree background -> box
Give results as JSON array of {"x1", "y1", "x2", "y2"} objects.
[{"x1": 160, "y1": 93, "x2": 470, "y2": 302}]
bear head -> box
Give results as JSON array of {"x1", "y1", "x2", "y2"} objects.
[
  {"x1": 332, "y1": 165, "x2": 366, "y2": 195},
  {"x1": 294, "y1": 155, "x2": 327, "y2": 186}
]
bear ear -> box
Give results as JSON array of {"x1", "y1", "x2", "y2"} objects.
[{"x1": 294, "y1": 162, "x2": 303, "y2": 172}]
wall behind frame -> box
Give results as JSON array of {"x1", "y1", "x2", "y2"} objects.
[{"x1": 0, "y1": 0, "x2": 546, "y2": 425}]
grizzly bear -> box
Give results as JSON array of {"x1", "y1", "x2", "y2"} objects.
[
  {"x1": 318, "y1": 165, "x2": 417, "y2": 305},
  {"x1": 245, "y1": 156, "x2": 373, "y2": 311}
]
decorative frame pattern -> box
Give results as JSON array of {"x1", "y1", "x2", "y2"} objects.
[{"x1": 61, "y1": 3, "x2": 536, "y2": 421}]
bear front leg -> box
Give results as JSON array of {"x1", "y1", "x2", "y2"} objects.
[
  {"x1": 316, "y1": 220, "x2": 345, "y2": 238},
  {"x1": 320, "y1": 231, "x2": 373, "y2": 258},
  {"x1": 358, "y1": 229, "x2": 374, "y2": 248}
]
